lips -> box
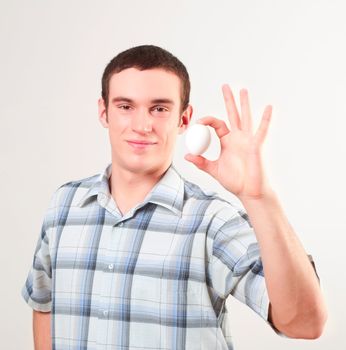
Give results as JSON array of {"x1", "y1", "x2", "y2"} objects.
[
  {"x1": 126, "y1": 140, "x2": 157, "y2": 149},
  {"x1": 127, "y1": 140, "x2": 157, "y2": 145}
]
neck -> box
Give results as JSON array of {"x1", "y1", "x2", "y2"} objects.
[{"x1": 109, "y1": 162, "x2": 171, "y2": 215}]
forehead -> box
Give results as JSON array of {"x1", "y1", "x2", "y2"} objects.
[{"x1": 108, "y1": 68, "x2": 181, "y2": 102}]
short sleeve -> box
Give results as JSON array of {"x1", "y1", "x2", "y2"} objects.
[
  {"x1": 209, "y1": 207, "x2": 284, "y2": 334},
  {"x1": 209, "y1": 206, "x2": 320, "y2": 337},
  {"x1": 21, "y1": 190, "x2": 58, "y2": 312}
]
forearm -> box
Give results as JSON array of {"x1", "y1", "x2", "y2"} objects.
[
  {"x1": 239, "y1": 189, "x2": 327, "y2": 337},
  {"x1": 33, "y1": 310, "x2": 52, "y2": 350}
]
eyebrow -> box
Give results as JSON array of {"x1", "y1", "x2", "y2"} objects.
[{"x1": 111, "y1": 96, "x2": 175, "y2": 105}]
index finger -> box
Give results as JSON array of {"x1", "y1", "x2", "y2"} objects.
[{"x1": 196, "y1": 116, "x2": 230, "y2": 139}]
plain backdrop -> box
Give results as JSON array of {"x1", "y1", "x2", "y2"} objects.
[{"x1": 1, "y1": 0, "x2": 345, "y2": 349}]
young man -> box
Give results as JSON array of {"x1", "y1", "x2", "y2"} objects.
[{"x1": 22, "y1": 45, "x2": 327, "y2": 350}]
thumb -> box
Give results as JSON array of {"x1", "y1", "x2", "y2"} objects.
[{"x1": 184, "y1": 153, "x2": 215, "y2": 176}]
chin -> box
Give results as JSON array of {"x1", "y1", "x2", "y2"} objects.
[
  {"x1": 112, "y1": 153, "x2": 170, "y2": 175},
  {"x1": 123, "y1": 162, "x2": 159, "y2": 174}
]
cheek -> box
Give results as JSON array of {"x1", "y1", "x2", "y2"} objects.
[
  {"x1": 161, "y1": 128, "x2": 178, "y2": 148},
  {"x1": 108, "y1": 115, "x2": 129, "y2": 133}
]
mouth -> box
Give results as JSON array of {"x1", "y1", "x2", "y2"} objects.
[{"x1": 126, "y1": 140, "x2": 157, "y2": 149}]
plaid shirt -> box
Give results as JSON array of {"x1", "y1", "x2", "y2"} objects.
[{"x1": 22, "y1": 162, "x2": 282, "y2": 349}]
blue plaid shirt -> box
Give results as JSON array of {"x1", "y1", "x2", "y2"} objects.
[{"x1": 22, "y1": 162, "x2": 282, "y2": 349}]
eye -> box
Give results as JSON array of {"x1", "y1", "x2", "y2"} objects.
[
  {"x1": 118, "y1": 105, "x2": 132, "y2": 110},
  {"x1": 152, "y1": 106, "x2": 169, "y2": 113}
]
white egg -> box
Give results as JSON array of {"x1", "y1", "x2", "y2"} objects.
[{"x1": 185, "y1": 123, "x2": 211, "y2": 155}]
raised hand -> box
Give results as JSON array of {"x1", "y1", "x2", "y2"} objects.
[{"x1": 184, "y1": 84, "x2": 273, "y2": 200}]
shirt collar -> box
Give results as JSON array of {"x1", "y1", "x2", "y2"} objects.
[{"x1": 77, "y1": 162, "x2": 185, "y2": 217}]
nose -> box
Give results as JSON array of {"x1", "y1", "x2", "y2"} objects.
[{"x1": 131, "y1": 108, "x2": 153, "y2": 133}]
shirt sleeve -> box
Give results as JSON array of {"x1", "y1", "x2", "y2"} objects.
[
  {"x1": 209, "y1": 205, "x2": 321, "y2": 337},
  {"x1": 209, "y1": 206, "x2": 283, "y2": 334},
  {"x1": 21, "y1": 190, "x2": 58, "y2": 312}
]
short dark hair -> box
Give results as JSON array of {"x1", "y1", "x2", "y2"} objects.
[{"x1": 101, "y1": 45, "x2": 191, "y2": 115}]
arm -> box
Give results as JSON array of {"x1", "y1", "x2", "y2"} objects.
[
  {"x1": 33, "y1": 310, "x2": 52, "y2": 350},
  {"x1": 239, "y1": 190, "x2": 327, "y2": 338},
  {"x1": 184, "y1": 85, "x2": 327, "y2": 338}
]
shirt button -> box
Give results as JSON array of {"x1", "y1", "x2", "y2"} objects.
[
  {"x1": 108, "y1": 264, "x2": 114, "y2": 270},
  {"x1": 103, "y1": 310, "x2": 108, "y2": 317}
]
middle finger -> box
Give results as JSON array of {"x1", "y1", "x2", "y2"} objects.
[{"x1": 222, "y1": 84, "x2": 241, "y2": 130}]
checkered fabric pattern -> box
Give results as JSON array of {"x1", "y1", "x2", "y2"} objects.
[{"x1": 22, "y1": 162, "x2": 283, "y2": 349}]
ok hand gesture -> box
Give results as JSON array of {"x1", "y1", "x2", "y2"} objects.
[{"x1": 185, "y1": 84, "x2": 273, "y2": 200}]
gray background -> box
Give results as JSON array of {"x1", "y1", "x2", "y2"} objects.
[{"x1": 1, "y1": 0, "x2": 345, "y2": 348}]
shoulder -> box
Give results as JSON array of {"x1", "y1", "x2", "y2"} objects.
[
  {"x1": 57, "y1": 172, "x2": 100, "y2": 192},
  {"x1": 181, "y1": 175, "x2": 249, "y2": 227},
  {"x1": 42, "y1": 171, "x2": 101, "y2": 229},
  {"x1": 51, "y1": 171, "x2": 101, "y2": 209}
]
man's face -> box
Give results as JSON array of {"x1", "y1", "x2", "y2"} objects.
[{"x1": 98, "y1": 68, "x2": 192, "y2": 175}]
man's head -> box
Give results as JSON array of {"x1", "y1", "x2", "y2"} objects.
[
  {"x1": 101, "y1": 44, "x2": 191, "y2": 117},
  {"x1": 98, "y1": 45, "x2": 193, "y2": 175}
]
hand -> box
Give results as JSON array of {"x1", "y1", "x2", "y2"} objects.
[{"x1": 184, "y1": 84, "x2": 273, "y2": 200}]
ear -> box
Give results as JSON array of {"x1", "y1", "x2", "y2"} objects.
[
  {"x1": 178, "y1": 104, "x2": 193, "y2": 135},
  {"x1": 98, "y1": 98, "x2": 109, "y2": 128}
]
